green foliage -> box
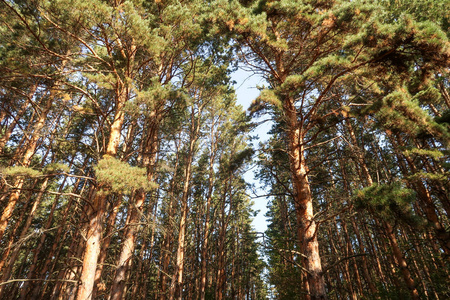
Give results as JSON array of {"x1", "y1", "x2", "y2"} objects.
[
  {"x1": 376, "y1": 0, "x2": 450, "y2": 36},
  {"x1": 2, "y1": 166, "x2": 43, "y2": 178},
  {"x1": 407, "y1": 171, "x2": 449, "y2": 182},
  {"x1": 354, "y1": 182, "x2": 420, "y2": 225},
  {"x1": 42, "y1": 163, "x2": 70, "y2": 174},
  {"x1": 368, "y1": 89, "x2": 450, "y2": 142},
  {"x1": 435, "y1": 109, "x2": 450, "y2": 125},
  {"x1": 228, "y1": 148, "x2": 255, "y2": 172},
  {"x1": 403, "y1": 148, "x2": 444, "y2": 159},
  {"x1": 94, "y1": 156, "x2": 157, "y2": 194}
]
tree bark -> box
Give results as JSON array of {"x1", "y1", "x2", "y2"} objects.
[
  {"x1": 76, "y1": 100, "x2": 125, "y2": 300},
  {"x1": 109, "y1": 112, "x2": 160, "y2": 300},
  {"x1": 284, "y1": 96, "x2": 326, "y2": 299}
]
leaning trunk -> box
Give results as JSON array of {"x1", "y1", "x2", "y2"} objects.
[{"x1": 0, "y1": 92, "x2": 52, "y2": 240}]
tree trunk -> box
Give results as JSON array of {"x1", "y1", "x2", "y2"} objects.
[
  {"x1": 19, "y1": 172, "x2": 78, "y2": 299},
  {"x1": 92, "y1": 195, "x2": 121, "y2": 299},
  {"x1": 159, "y1": 151, "x2": 180, "y2": 300},
  {"x1": 390, "y1": 133, "x2": 450, "y2": 256},
  {"x1": 0, "y1": 178, "x2": 49, "y2": 298},
  {"x1": 200, "y1": 121, "x2": 218, "y2": 300},
  {"x1": 109, "y1": 113, "x2": 159, "y2": 300},
  {"x1": 0, "y1": 84, "x2": 36, "y2": 155},
  {"x1": 384, "y1": 221, "x2": 420, "y2": 300},
  {"x1": 350, "y1": 217, "x2": 377, "y2": 294},
  {"x1": 169, "y1": 107, "x2": 200, "y2": 300},
  {"x1": 0, "y1": 92, "x2": 52, "y2": 239},
  {"x1": 346, "y1": 121, "x2": 420, "y2": 298},
  {"x1": 76, "y1": 101, "x2": 125, "y2": 300},
  {"x1": 284, "y1": 96, "x2": 326, "y2": 299}
]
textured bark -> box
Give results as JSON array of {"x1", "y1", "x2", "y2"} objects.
[
  {"x1": 109, "y1": 113, "x2": 159, "y2": 300},
  {"x1": 76, "y1": 99, "x2": 126, "y2": 300},
  {"x1": 92, "y1": 196, "x2": 121, "y2": 299},
  {"x1": 284, "y1": 96, "x2": 326, "y2": 299},
  {"x1": 76, "y1": 192, "x2": 106, "y2": 300}
]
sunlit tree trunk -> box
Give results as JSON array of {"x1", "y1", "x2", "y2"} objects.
[
  {"x1": 284, "y1": 96, "x2": 326, "y2": 300},
  {"x1": 76, "y1": 96, "x2": 126, "y2": 299},
  {"x1": 0, "y1": 92, "x2": 52, "y2": 239},
  {"x1": 384, "y1": 221, "x2": 420, "y2": 300},
  {"x1": 109, "y1": 112, "x2": 160, "y2": 300},
  {"x1": 0, "y1": 177, "x2": 49, "y2": 298},
  {"x1": 91, "y1": 195, "x2": 121, "y2": 299}
]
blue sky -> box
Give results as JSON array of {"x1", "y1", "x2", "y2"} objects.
[{"x1": 232, "y1": 68, "x2": 271, "y2": 235}]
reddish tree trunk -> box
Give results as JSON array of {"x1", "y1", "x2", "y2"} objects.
[
  {"x1": 76, "y1": 103, "x2": 125, "y2": 300},
  {"x1": 284, "y1": 96, "x2": 326, "y2": 299}
]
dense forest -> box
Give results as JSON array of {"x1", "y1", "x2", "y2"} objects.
[{"x1": 0, "y1": 0, "x2": 449, "y2": 299}]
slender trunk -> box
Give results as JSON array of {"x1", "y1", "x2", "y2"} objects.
[
  {"x1": 362, "y1": 220, "x2": 388, "y2": 289},
  {"x1": 169, "y1": 108, "x2": 200, "y2": 300},
  {"x1": 216, "y1": 218, "x2": 226, "y2": 300},
  {"x1": 384, "y1": 221, "x2": 420, "y2": 300},
  {"x1": 345, "y1": 120, "x2": 421, "y2": 296},
  {"x1": 326, "y1": 226, "x2": 344, "y2": 296},
  {"x1": 200, "y1": 122, "x2": 218, "y2": 300},
  {"x1": 130, "y1": 233, "x2": 148, "y2": 299},
  {"x1": 0, "y1": 178, "x2": 49, "y2": 298},
  {"x1": 0, "y1": 85, "x2": 35, "y2": 155},
  {"x1": 159, "y1": 152, "x2": 180, "y2": 300},
  {"x1": 350, "y1": 217, "x2": 377, "y2": 294},
  {"x1": 342, "y1": 221, "x2": 364, "y2": 296},
  {"x1": 390, "y1": 134, "x2": 450, "y2": 256},
  {"x1": 19, "y1": 174, "x2": 77, "y2": 299},
  {"x1": 0, "y1": 92, "x2": 52, "y2": 239},
  {"x1": 0, "y1": 183, "x2": 36, "y2": 277},
  {"x1": 334, "y1": 220, "x2": 357, "y2": 300}
]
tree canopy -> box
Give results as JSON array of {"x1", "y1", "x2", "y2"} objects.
[{"x1": 0, "y1": 0, "x2": 449, "y2": 299}]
